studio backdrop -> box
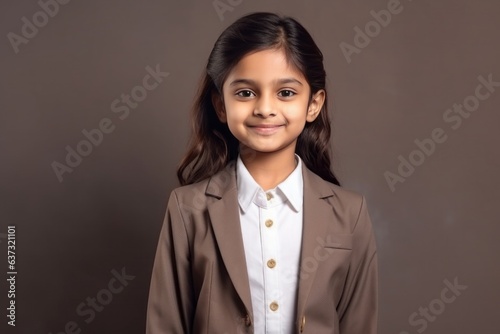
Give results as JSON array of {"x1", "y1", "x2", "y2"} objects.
[{"x1": 1, "y1": 0, "x2": 499, "y2": 333}]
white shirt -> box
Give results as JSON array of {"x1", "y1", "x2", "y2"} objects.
[{"x1": 236, "y1": 154, "x2": 304, "y2": 334}]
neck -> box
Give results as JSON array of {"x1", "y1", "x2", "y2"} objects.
[{"x1": 240, "y1": 145, "x2": 297, "y2": 191}]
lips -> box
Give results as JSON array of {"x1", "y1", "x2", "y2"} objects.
[{"x1": 248, "y1": 124, "x2": 284, "y2": 135}]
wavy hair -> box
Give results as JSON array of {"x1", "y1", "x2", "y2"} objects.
[{"x1": 177, "y1": 12, "x2": 340, "y2": 186}]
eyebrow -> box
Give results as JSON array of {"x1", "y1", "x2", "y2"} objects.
[{"x1": 228, "y1": 78, "x2": 303, "y2": 87}]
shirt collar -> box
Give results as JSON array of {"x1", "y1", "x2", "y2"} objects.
[{"x1": 236, "y1": 154, "x2": 303, "y2": 213}]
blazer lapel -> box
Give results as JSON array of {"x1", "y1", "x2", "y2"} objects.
[
  {"x1": 206, "y1": 162, "x2": 253, "y2": 314},
  {"x1": 296, "y1": 166, "x2": 336, "y2": 319}
]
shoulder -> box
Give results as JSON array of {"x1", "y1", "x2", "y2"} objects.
[
  {"x1": 303, "y1": 167, "x2": 369, "y2": 227},
  {"x1": 327, "y1": 181, "x2": 367, "y2": 223},
  {"x1": 168, "y1": 161, "x2": 237, "y2": 210},
  {"x1": 303, "y1": 165, "x2": 364, "y2": 204}
]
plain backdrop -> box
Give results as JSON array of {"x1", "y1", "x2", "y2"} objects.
[{"x1": 1, "y1": 0, "x2": 499, "y2": 333}]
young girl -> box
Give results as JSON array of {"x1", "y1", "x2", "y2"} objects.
[{"x1": 146, "y1": 12, "x2": 378, "y2": 334}]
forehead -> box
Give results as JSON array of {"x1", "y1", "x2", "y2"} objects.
[{"x1": 224, "y1": 48, "x2": 306, "y2": 85}]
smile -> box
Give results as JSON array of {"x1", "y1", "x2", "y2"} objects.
[{"x1": 248, "y1": 124, "x2": 284, "y2": 135}]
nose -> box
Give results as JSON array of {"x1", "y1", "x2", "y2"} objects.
[{"x1": 253, "y1": 93, "x2": 276, "y2": 117}]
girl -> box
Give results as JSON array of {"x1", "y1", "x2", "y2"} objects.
[{"x1": 146, "y1": 12, "x2": 378, "y2": 334}]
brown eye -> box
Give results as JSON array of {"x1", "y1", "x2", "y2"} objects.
[
  {"x1": 236, "y1": 90, "x2": 255, "y2": 98},
  {"x1": 278, "y1": 90, "x2": 295, "y2": 97}
]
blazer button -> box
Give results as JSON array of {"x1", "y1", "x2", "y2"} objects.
[{"x1": 300, "y1": 316, "x2": 306, "y2": 332}]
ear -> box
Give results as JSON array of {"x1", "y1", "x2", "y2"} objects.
[
  {"x1": 306, "y1": 89, "x2": 325, "y2": 122},
  {"x1": 212, "y1": 91, "x2": 227, "y2": 123}
]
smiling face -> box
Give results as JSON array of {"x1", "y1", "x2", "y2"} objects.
[{"x1": 213, "y1": 48, "x2": 325, "y2": 158}]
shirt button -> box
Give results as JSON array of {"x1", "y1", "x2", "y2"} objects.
[
  {"x1": 269, "y1": 301, "x2": 279, "y2": 311},
  {"x1": 266, "y1": 192, "x2": 274, "y2": 201},
  {"x1": 267, "y1": 259, "x2": 276, "y2": 268},
  {"x1": 265, "y1": 219, "x2": 273, "y2": 228}
]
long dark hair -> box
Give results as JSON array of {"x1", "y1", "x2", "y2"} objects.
[{"x1": 177, "y1": 12, "x2": 340, "y2": 186}]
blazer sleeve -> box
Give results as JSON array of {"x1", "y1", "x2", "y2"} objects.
[
  {"x1": 337, "y1": 195, "x2": 378, "y2": 334},
  {"x1": 146, "y1": 190, "x2": 194, "y2": 334}
]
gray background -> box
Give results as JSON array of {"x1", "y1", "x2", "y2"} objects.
[{"x1": 1, "y1": 0, "x2": 499, "y2": 333}]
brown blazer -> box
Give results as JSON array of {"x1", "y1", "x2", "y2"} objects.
[{"x1": 146, "y1": 161, "x2": 378, "y2": 334}]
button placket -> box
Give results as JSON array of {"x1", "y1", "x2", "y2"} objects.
[{"x1": 260, "y1": 190, "x2": 281, "y2": 330}]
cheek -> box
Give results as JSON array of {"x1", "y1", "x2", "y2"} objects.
[
  {"x1": 224, "y1": 102, "x2": 250, "y2": 123},
  {"x1": 225, "y1": 111, "x2": 245, "y2": 127},
  {"x1": 224, "y1": 112, "x2": 247, "y2": 138},
  {"x1": 283, "y1": 104, "x2": 309, "y2": 123}
]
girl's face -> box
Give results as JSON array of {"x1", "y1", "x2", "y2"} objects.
[{"x1": 215, "y1": 48, "x2": 325, "y2": 157}]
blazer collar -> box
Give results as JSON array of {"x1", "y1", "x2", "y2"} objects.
[
  {"x1": 204, "y1": 160, "x2": 335, "y2": 199},
  {"x1": 205, "y1": 161, "x2": 254, "y2": 314},
  {"x1": 296, "y1": 163, "x2": 336, "y2": 321},
  {"x1": 205, "y1": 161, "x2": 336, "y2": 320}
]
